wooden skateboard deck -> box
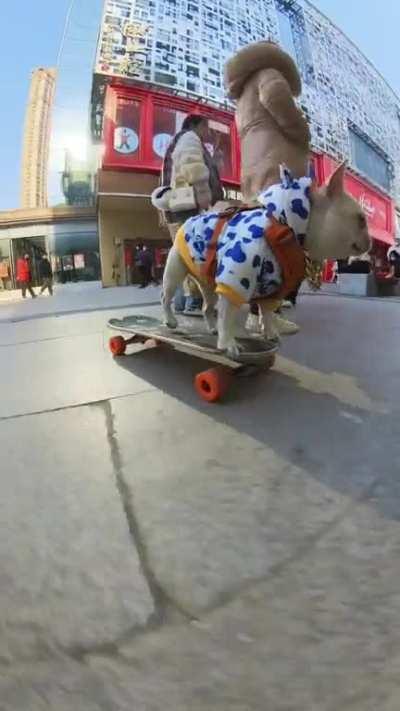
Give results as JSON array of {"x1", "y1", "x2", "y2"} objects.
[{"x1": 107, "y1": 314, "x2": 278, "y2": 402}]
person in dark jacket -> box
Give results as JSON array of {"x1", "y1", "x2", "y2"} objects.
[
  {"x1": 136, "y1": 245, "x2": 153, "y2": 288},
  {"x1": 39, "y1": 254, "x2": 53, "y2": 295}
]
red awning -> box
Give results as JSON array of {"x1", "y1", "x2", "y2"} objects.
[{"x1": 370, "y1": 228, "x2": 394, "y2": 246}]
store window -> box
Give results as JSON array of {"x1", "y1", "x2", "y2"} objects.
[
  {"x1": 203, "y1": 118, "x2": 232, "y2": 179},
  {"x1": 152, "y1": 105, "x2": 187, "y2": 163},
  {"x1": 48, "y1": 230, "x2": 100, "y2": 283},
  {"x1": 113, "y1": 98, "x2": 141, "y2": 156},
  {"x1": 0, "y1": 239, "x2": 11, "y2": 290},
  {"x1": 349, "y1": 127, "x2": 391, "y2": 192},
  {"x1": 104, "y1": 87, "x2": 239, "y2": 183}
]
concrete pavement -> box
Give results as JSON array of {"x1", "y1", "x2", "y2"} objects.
[
  {"x1": 1, "y1": 293, "x2": 400, "y2": 709},
  {"x1": 0, "y1": 281, "x2": 161, "y2": 323}
]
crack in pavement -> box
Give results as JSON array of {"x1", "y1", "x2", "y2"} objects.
[
  {"x1": 0, "y1": 389, "x2": 155, "y2": 422},
  {"x1": 196, "y1": 473, "x2": 384, "y2": 616},
  {"x1": 0, "y1": 455, "x2": 383, "y2": 670},
  {"x1": 0, "y1": 390, "x2": 386, "y2": 670},
  {"x1": 98, "y1": 400, "x2": 196, "y2": 628}
]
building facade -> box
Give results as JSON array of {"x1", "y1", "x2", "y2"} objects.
[
  {"x1": 92, "y1": 0, "x2": 400, "y2": 287},
  {"x1": 0, "y1": 207, "x2": 100, "y2": 289},
  {"x1": 94, "y1": 0, "x2": 400, "y2": 201},
  {"x1": 21, "y1": 68, "x2": 57, "y2": 210}
]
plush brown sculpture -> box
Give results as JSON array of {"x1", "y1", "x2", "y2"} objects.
[{"x1": 225, "y1": 41, "x2": 311, "y2": 201}]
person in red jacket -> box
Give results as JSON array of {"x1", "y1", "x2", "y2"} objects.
[{"x1": 16, "y1": 254, "x2": 36, "y2": 298}]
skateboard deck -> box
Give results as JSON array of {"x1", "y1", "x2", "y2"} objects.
[{"x1": 107, "y1": 314, "x2": 278, "y2": 402}]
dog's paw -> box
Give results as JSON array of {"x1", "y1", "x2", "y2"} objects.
[
  {"x1": 223, "y1": 339, "x2": 244, "y2": 359},
  {"x1": 164, "y1": 316, "x2": 178, "y2": 329}
]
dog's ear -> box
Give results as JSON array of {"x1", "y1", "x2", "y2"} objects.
[{"x1": 326, "y1": 161, "x2": 346, "y2": 198}]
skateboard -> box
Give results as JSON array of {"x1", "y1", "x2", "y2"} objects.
[{"x1": 108, "y1": 314, "x2": 278, "y2": 403}]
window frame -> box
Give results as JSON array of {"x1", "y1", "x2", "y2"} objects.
[
  {"x1": 103, "y1": 83, "x2": 241, "y2": 185},
  {"x1": 348, "y1": 123, "x2": 392, "y2": 193}
]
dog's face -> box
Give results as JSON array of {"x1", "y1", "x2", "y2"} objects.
[{"x1": 305, "y1": 163, "x2": 371, "y2": 261}]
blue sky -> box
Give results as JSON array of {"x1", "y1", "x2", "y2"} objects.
[
  {"x1": 0, "y1": 0, "x2": 399, "y2": 211},
  {"x1": 0, "y1": 1, "x2": 70, "y2": 211}
]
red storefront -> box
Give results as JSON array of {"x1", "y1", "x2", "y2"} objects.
[
  {"x1": 98, "y1": 83, "x2": 395, "y2": 287},
  {"x1": 102, "y1": 83, "x2": 241, "y2": 184},
  {"x1": 314, "y1": 154, "x2": 395, "y2": 283}
]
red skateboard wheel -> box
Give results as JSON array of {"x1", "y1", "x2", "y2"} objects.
[
  {"x1": 109, "y1": 335, "x2": 126, "y2": 356},
  {"x1": 194, "y1": 367, "x2": 233, "y2": 403}
]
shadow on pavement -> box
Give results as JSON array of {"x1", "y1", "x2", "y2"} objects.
[{"x1": 113, "y1": 340, "x2": 400, "y2": 522}]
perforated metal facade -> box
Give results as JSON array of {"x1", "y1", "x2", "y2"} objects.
[{"x1": 95, "y1": 0, "x2": 400, "y2": 199}]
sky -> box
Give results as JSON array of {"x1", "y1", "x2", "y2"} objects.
[
  {"x1": 0, "y1": 1, "x2": 70, "y2": 211},
  {"x1": 0, "y1": 0, "x2": 399, "y2": 211}
]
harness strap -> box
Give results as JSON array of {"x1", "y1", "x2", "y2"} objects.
[
  {"x1": 200, "y1": 209, "x2": 306, "y2": 299},
  {"x1": 255, "y1": 218, "x2": 306, "y2": 302},
  {"x1": 200, "y1": 203, "x2": 260, "y2": 283}
]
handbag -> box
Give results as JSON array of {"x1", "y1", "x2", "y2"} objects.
[{"x1": 168, "y1": 186, "x2": 197, "y2": 212}]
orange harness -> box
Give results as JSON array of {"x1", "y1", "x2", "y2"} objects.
[{"x1": 200, "y1": 205, "x2": 306, "y2": 301}]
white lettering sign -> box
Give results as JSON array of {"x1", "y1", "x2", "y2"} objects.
[{"x1": 359, "y1": 193, "x2": 375, "y2": 219}]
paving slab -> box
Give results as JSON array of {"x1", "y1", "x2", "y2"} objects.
[
  {"x1": 0, "y1": 660, "x2": 114, "y2": 711},
  {"x1": 111, "y1": 389, "x2": 361, "y2": 615},
  {"x1": 0, "y1": 405, "x2": 154, "y2": 662},
  {"x1": 0, "y1": 282, "x2": 161, "y2": 323},
  {"x1": 88, "y1": 496, "x2": 400, "y2": 710},
  {"x1": 0, "y1": 327, "x2": 155, "y2": 419},
  {"x1": 5, "y1": 495, "x2": 400, "y2": 711}
]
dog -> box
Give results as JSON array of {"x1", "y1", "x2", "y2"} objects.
[{"x1": 161, "y1": 163, "x2": 371, "y2": 358}]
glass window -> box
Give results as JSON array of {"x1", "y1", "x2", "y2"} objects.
[
  {"x1": 152, "y1": 105, "x2": 187, "y2": 163},
  {"x1": 203, "y1": 118, "x2": 232, "y2": 179},
  {"x1": 349, "y1": 127, "x2": 391, "y2": 191},
  {"x1": 276, "y1": 9, "x2": 296, "y2": 60},
  {"x1": 114, "y1": 98, "x2": 141, "y2": 156},
  {"x1": 0, "y1": 239, "x2": 10, "y2": 259},
  {"x1": 275, "y1": 0, "x2": 315, "y2": 86},
  {"x1": 154, "y1": 71, "x2": 177, "y2": 86}
]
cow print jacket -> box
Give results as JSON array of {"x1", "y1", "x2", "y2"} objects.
[{"x1": 177, "y1": 167, "x2": 312, "y2": 305}]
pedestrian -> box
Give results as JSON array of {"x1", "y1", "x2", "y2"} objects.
[
  {"x1": 386, "y1": 244, "x2": 400, "y2": 280},
  {"x1": 39, "y1": 254, "x2": 54, "y2": 295},
  {"x1": 153, "y1": 247, "x2": 164, "y2": 284},
  {"x1": 16, "y1": 254, "x2": 36, "y2": 299},
  {"x1": 136, "y1": 245, "x2": 153, "y2": 288},
  {"x1": 0, "y1": 259, "x2": 10, "y2": 290},
  {"x1": 152, "y1": 114, "x2": 224, "y2": 313}
]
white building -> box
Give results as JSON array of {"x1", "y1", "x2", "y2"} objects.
[
  {"x1": 21, "y1": 68, "x2": 57, "y2": 209},
  {"x1": 95, "y1": 0, "x2": 400, "y2": 200}
]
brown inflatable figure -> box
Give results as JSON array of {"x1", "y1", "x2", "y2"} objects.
[{"x1": 225, "y1": 41, "x2": 311, "y2": 201}]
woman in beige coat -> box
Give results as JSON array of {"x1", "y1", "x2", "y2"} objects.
[
  {"x1": 154, "y1": 114, "x2": 224, "y2": 312},
  {"x1": 225, "y1": 41, "x2": 310, "y2": 200},
  {"x1": 225, "y1": 41, "x2": 311, "y2": 333}
]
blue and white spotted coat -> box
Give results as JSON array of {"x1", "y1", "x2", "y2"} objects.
[{"x1": 180, "y1": 167, "x2": 312, "y2": 304}]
